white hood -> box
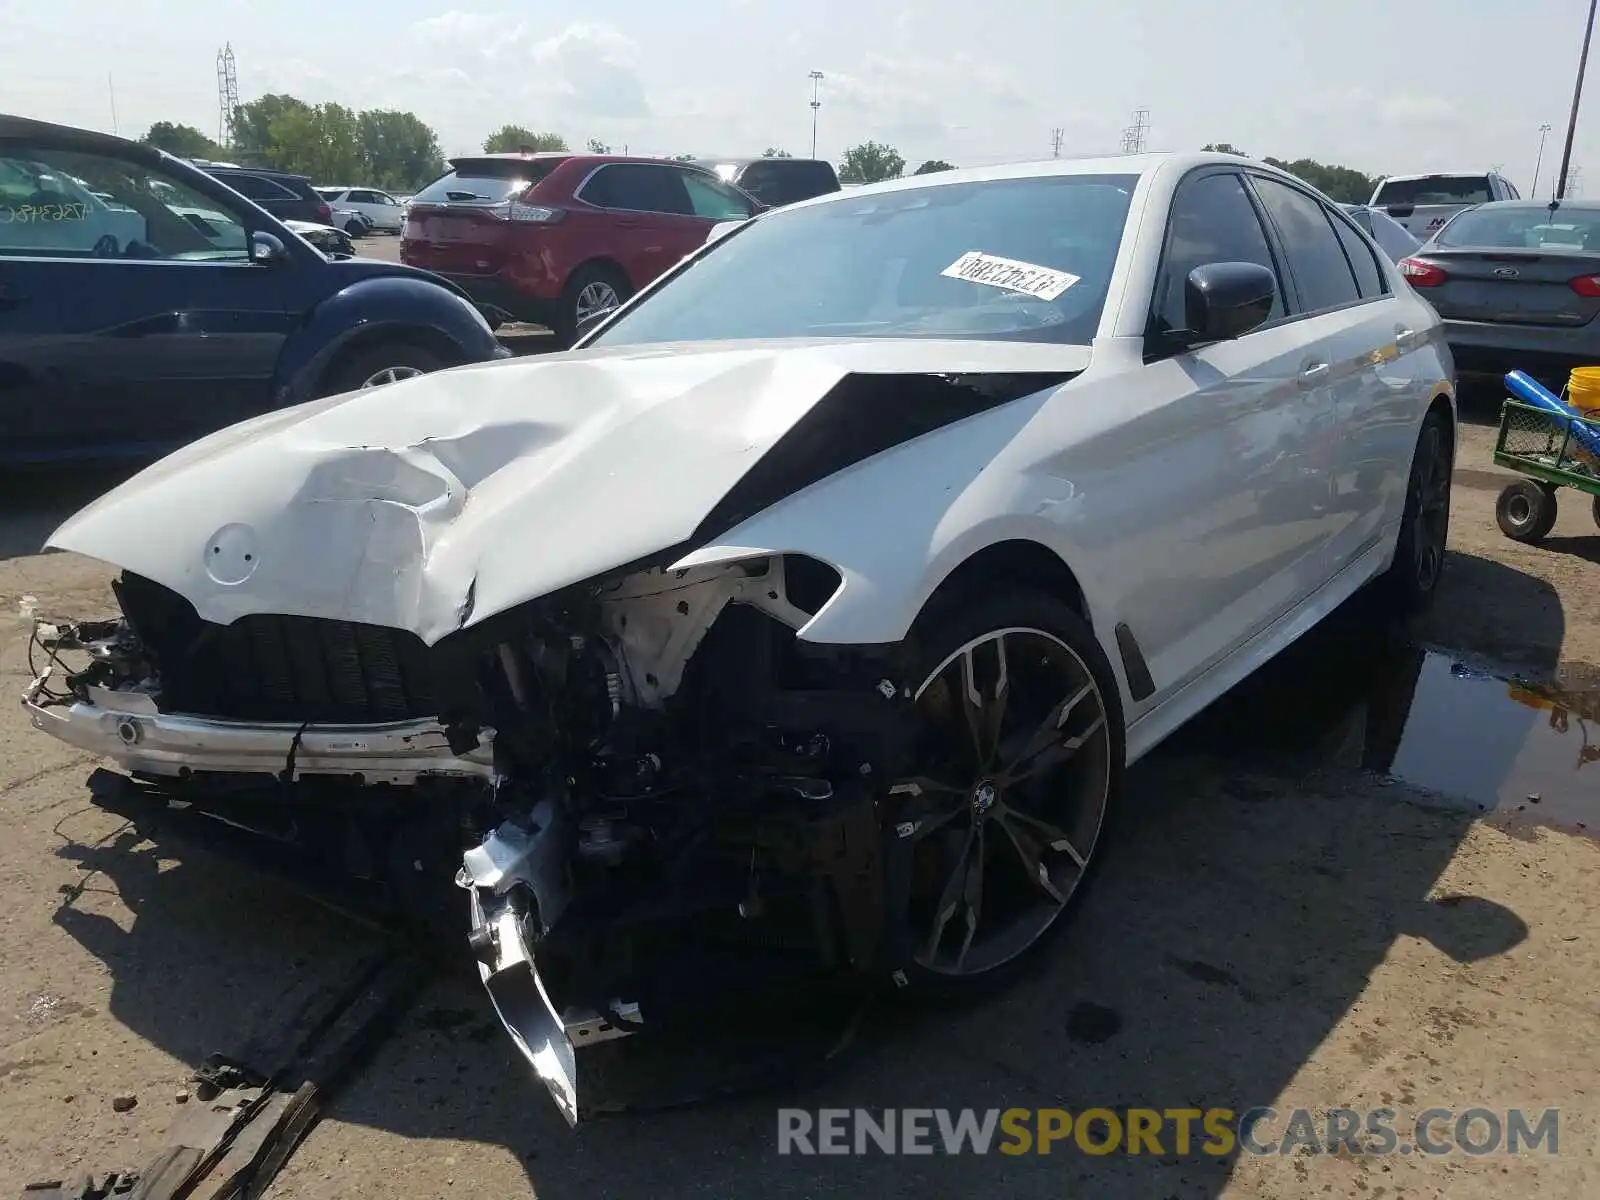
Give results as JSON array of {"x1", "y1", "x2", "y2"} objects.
[{"x1": 49, "y1": 338, "x2": 1092, "y2": 644}]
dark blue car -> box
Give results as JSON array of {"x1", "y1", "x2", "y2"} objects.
[{"x1": 0, "y1": 114, "x2": 510, "y2": 465}]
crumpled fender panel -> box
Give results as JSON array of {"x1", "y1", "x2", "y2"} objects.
[{"x1": 46, "y1": 338, "x2": 1090, "y2": 645}]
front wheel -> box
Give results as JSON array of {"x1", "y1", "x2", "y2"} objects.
[
  {"x1": 320, "y1": 342, "x2": 445, "y2": 397},
  {"x1": 1496, "y1": 479, "x2": 1559, "y2": 543},
  {"x1": 886, "y1": 589, "x2": 1123, "y2": 997}
]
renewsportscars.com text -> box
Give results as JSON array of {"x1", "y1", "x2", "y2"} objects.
[{"x1": 776, "y1": 1106, "x2": 1560, "y2": 1157}]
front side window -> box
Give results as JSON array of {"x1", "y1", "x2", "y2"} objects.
[
  {"x1": 679, "y1": 170, "x2": 754, "y2": 220},
  {"x1": 0, "y1": 145, "x2": 247, "y2": 260},
  {"x1": 589, "y1": 173, "x2": 1138, "y2": 347},
  {"x1": 1251, "y1": 177, "x2": 1361, "y2": 313},
  {"x1": 1153, "y1": 172, "x2": 1285, "y2": 334},
  {"x1": 349, "y1": 189, "x2": 381, "y2": 204}
]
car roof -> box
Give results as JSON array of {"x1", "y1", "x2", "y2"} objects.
[
  {"x1": 693, "y1": 157, "x2": 834, "y2": 168},
  {"x1": 0, "y1": 112, "x2": 162, "y2": 165},
  {"x1": 760, "y1": 151, "x2": 1288, "y2": 215},
  {"x1": 205, "y1": 164, "x2": 313, "y2": 181},
  {"x1": 1378, "y1": 171, "x2": 1500, "y2": 182},
  {"x1": 1459, "y1": 199, "x2": 1600, "y2": 213}
]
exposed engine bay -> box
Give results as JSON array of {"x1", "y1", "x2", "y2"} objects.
[{"x1": 26, "y1": 553, "x2": 936, "y2": 1121}]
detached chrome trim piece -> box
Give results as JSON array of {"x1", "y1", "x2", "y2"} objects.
[{"x1": 21, "y1": 676, "x2": 495, "y2": 785}]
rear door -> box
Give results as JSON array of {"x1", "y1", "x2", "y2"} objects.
[
  {"x1": 576, "y1": 164, "x2": 712, "y2": 287},
  {"x1": 0, "y1": 138, "x2": 298, "y2": 461},
  {"x1": 1248, "y1": 174, "x2": 1415, "y2": 573}
]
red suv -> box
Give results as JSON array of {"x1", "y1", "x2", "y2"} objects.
[{"x1": 401, "y1": 153, "x2": 761, "y2": 343}]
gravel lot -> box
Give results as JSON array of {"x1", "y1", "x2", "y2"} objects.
[{"x1": 0, "y1": 386, "x2": 1596, "y2": 1198}]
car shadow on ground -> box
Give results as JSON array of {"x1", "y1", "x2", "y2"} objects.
[{"x1": 39, "y1": 557, "x2": 1560, "y2": 1198}]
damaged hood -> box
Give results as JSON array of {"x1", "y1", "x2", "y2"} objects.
[{"x1": 49, "y1": 338, "x2": 1091, "y2": 643}]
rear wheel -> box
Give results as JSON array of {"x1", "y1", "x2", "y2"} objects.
[
  {"x1": 1496, "y1": 479, "x2": 1559, "y2": 543},
  {"x1": 1591, "y1": 493, "x2": 1600, "y2": 531},
  {"x1": 343, "y1": 218, "x2": 365, "y2": 237},
  {"x1": 887, "y1": 590, "x2": 1122, "y2": 997},
  {"x1": 1382, "y1": 408, "x2": 1453, "y2": 612},
  {"x1": 320, "y1": 342, "x2": 445, "y2": 397},
  {"x1": 556, "y1": 264, "x2": 631, "y2": 346}
]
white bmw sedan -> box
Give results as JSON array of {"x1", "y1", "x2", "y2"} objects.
[{"x1": 27, "y1": 152, "x2": 1454, "y2": 1122}]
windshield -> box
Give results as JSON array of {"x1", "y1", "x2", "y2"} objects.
[
  {"x1": 1435, "y1": 205, "x2": 1600, "y2": 250},
  {"x1": 1374, "y1": 176, "x2": 1492, "y2": 206},
  {"x1": 589, "y1": 173, "x2": 1138, "y2": 347}
]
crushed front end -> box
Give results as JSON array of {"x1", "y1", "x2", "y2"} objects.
[{"x1": 24, "y1": 556, "x2": 918, "y2": 1122}]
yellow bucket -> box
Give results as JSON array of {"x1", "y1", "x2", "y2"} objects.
[{"x1": 1568, "y1": 366, "x2": 1600, "y2": 417}]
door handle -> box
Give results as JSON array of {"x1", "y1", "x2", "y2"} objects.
[
  {"x1": 1299, "y1": 361, "x2": 1330, "y2": 387},
  {"x1": 1395, "y1": 327, "x2": 1418, "y2": 347}
]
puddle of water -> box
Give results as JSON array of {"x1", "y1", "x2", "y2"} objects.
[{"x1": 1171, "y1": 602, "x2": 1600, "y2": 836}]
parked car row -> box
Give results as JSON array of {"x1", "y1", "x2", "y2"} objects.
[{"x1": 399, "y1": 152, "x2": 839, "y2": 341}]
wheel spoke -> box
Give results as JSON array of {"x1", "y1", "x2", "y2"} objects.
[
  {"x1": 924, "y1": 820, "x2": 979, "y2": 961},
  {"x1": 959, "y1": 637, "x2": 1009, "y2": 770},
  {"x1": 953, "y1": 822, "x2": 985, "y2": 971},
  {"x1": 1000, "y1": 682, "x2": 1094, "y2": 776},
  {"x1": 995, "y1": 812, "x2": 1067, "y2": 903},
  {"x1": 998, "y1": 801, "x2": 1086, "y2": 870}
]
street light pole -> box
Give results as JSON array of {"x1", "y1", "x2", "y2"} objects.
[
  {"x1": 1556, "y1": 0, "x2": 1599, "y2": 200},
  {"x1": 809, "y1": 71, "x2": 824, "y2": 159},
  {"x1": 1533, "y1": 123, "x2": 1553, "y2": 197}
]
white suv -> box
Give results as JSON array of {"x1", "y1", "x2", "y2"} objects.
[
  {"x1": 314, "y1": 186, "x2": 405, "y2": 232},
  {"x1": 1369, "y1": 171, "x2": 1521, "y2": 240}
]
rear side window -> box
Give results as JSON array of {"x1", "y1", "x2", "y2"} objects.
[
  {"x1": 737, "y1": 160, "x2": 840, "y2": 206},
  {"x1": 412, "y1": 159, "x2": 558, "y2": 205},
  {"x1": 581, "y1": 164, "x2": 691, "y2": 215},
  {"x1": 1373, "y1": 176, "x2": 1493, "y2": 206},
  {"x1": 1251, "y1": 177, "x2": 1360, "y2": 313},
  {"x1": 1329, "y1": 211, "x2": 1386, "y2": 298},
  {"x1": 1153, "y1": 171, "x2": 1285, "y2": 334}
]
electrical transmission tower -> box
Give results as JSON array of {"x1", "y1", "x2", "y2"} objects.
[
  {"x1": 1120, "y1": 107, "x2": 1149, "y2": 155},
  {"x1": 216, "y1": 44, "x2": 239, "y2": 150},
  {"x1": 1051, "y1": 127, "x2": 1064, "y2": 157}
]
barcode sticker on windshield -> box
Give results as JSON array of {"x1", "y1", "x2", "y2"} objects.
[{"x1": 941, "y1": 251, "x2": 1080, "y2": 300}]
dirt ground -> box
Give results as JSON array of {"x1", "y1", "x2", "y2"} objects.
[{"x1": 0, "y1": 389, "x2": 1597, "y2": 1198}]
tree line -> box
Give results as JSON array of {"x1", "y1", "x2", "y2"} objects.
[{"x1": 136, "y1": 104, "x2": 1380, "y2": 201}]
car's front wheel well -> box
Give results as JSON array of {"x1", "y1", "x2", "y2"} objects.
[
  {"x1": 922, "y1": 539, "x2": 1090, "y2": 628},
  {"x1": 1427, "y1": 392, "x2": 1456, "y2": 452},
  {"x1": 320, "y1": 326, "x2": 462, "y2": 388}
]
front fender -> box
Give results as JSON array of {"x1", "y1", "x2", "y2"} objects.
[
  {"x1": 669, "y1": 386, "x2": 1110, "y2": 646},
  {"x1": 274, "y1": 275, "x2": 504, "y2": 405}
]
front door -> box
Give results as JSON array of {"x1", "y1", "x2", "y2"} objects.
[
  {"x1": 0, "y1": 137, "x2": 297, "y2": 461},
  {"x1": 1114, "y1": 169, "x2": 1339, "y2": 702}
]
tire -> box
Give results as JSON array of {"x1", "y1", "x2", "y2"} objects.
[
  {"x1": 1496, "y1": 479, "x2": 1559, "y2": 543},
  {"x1": 555, "y1": 264, "x2": 632, "y2": 346},
  {"x1": 344, "y1": 219, "x2": 365, "y2": 237},
  {"x1": 1591, "y1": 492, "x2": 1600, "y2": 532},
  {"x1": 320, "y1": 342, "x2": 446, "y2": 397},
  {"x1": 884, "y1": 587, "x2": 1124, "y2": 998},
  {"x1": 1381, "y1": 408, "x2": 1454, "y2": 613}
]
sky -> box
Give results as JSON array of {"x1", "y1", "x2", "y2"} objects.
[{"x1": 3, "y1": 0, "x2": 1598, "y2": 194}]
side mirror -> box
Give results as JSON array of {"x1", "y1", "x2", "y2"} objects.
[
  {"x1": 1182, "y1": 261, "x2": 1277, "y2": 343},
  {"x1": 250, "y1": 231, "x2": 288, "y2": 266},
  {"x1": 1385, "y1": 203, "x2": 1415, "y2": 219},
  {"x1": 705, "y1": 219, "x2": 745, "y2": 246}
]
